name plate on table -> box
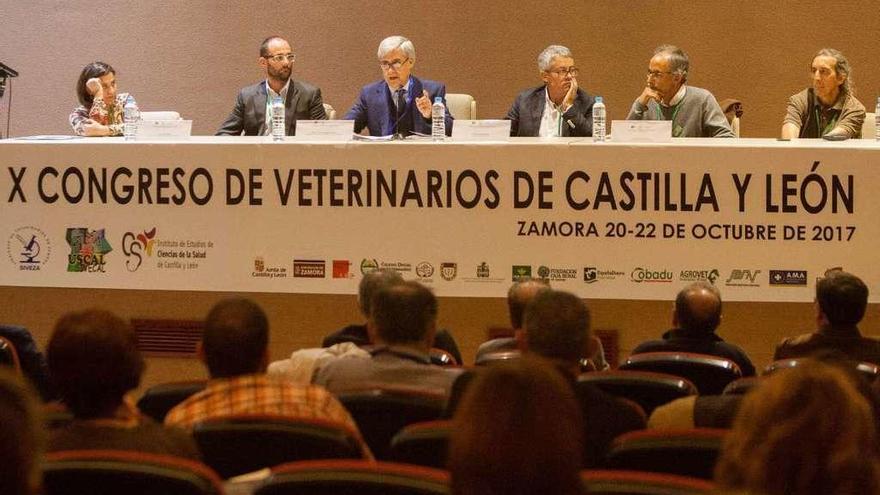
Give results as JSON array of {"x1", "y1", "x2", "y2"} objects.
[
  {"x1": 452, "y1": 120, "x2": 511, "y2": 141},
  {"x1": 294, "y1": 120, "x2": 354, "y2": 141},
  {"x1": 611, "y1": 120, "x2": 672, "y2": 143},
  {"x1": 137, "y1": 120, "x2": 192, "y2": 138}
]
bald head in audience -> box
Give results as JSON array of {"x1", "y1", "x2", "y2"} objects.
[
  {"x1": 674, "y1": 281, "x2": 722, "y2": 335},
  {"x1": 508, "y1": 277, "x2": 551, "y2": 331}
]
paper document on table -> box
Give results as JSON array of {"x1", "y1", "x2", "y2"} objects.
[
  {"x1": 295, "y1": 120, "x2": 354, "y2": 141},
  {"x1": 14, "y1": 135, "x2": 82, "y2": 140}
]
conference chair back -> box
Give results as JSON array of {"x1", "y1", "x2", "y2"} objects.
[
  {"x1": 863, "y1": 112, "x2": 876, "y2": 139},
  {"x1": 136, "y1": 380, "x2": 207, "y2": 422},
  {"x1": 765, "y1": 357, "x2": 880, "y2": 383},
  {"x1": 42, "y1": 449, "x2": 224, "y2": 495},
  {"x1": 389, "y1": 419, "x2": 452, "y2": 468},
  {"x1": 444, "y1": 93, "x2": 476, "y2": 120},
  {"x1": 577, "y1": 370, "x2": 697, "y2": 415},
  {"x1": 0, "y1": 335, "x2": 22, "y2": 371},
  {"x1": 255, "y1": 459, "x2": 450, "y2": 495},
  {"x1": 474, "y1": 349, "x2": 521, "y2": 366},
  {"x1": 337, "y1": 388, "x2": 446, "y2": 460},
  {"x1": 429, "y1": 348, "x2": 458, "y2": 366},
  {"x1": 620, "y1": 352, "x2": 742, "y2": 395},
  {"x1": 323, "y1": 103, "x2": 337, "y2": 120},
  {"x1": 581, "y1": 469, "x2": 714, "y2": 494},
  {"x1": 193, "y1": 414, "x2": 366, "y2": 479},
  {"x1": 605, "y1": 428, "x2": 728, "y2": 480}
]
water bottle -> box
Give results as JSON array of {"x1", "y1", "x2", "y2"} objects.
[
  {"x1": 271, "y1": 96, "x2": 285, "y2": 141},
  {"x1": 875, "y1": 97, "x2": 879, "y2": 141},
  {"x1": 592, "y1": 96, "x2": 606, "y2": 142},
  {"x1": 432, "y1": 97, "x2": 446, "y2": 141},
  {"x1": 123, "y1": 95, "x2": 139, "y2": 141}
]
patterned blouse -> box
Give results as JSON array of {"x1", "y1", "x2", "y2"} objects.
[{"x1": 69, "y1": 92, "x2": 131, "y2": 136}]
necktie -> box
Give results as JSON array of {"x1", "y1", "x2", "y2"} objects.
[{"x1": 395, "y1": 88, "x2": 411, "y2": 137}]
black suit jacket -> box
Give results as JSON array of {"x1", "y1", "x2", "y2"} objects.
[
  {"x1": 216, "y1": 79, "x2": 326, "y2": 136},
  {"x1": 506, "y1": 85, "x2": 595, "y2": 137}
]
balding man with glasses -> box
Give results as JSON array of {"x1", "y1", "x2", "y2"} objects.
[
  {"x1": 217, "y1": 36, "x2": 326, "y2": 136},
  {"x1": 345, "y1": 35, "x2": 452, "y2": 138},
  {"x1": 506, "y1": 45, "x2": 596, "y2": 137},
  {"x1": 626, "y1": 45, "x2": 732, "y2": 138}
]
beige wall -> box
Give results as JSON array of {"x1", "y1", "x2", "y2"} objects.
[{"x1": 1, "y1": 1, "x2": 877, "y2": 138}]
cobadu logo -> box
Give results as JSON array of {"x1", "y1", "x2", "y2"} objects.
[
  {"x1": 476, "y1": 262, "x2": 490, "y2": 278},
  {"x1": 726, "y1": 269, "x2": 761, "y2": 287},
  {"x1": 631, "y1": 267, "x2": 674, "y2": 283},
  {"x1": 440, "y1": 262, "x2": 457, "y2": 281},
  {"x1": 121, "y1": 228, "x2": 157, "y2": 272},
  {"x1": 512, "y1": 265, "x2": 531, "y2": 281},
  {"x1": 679, "y1": 269, "x2": 720, "y2": 284},
  {"x1": 416, "y1": 262, "x2": 434, "y2": 278},
  {"x1": 360, "y1": 259, "x2": 379, "y2": 274},
  {"x1": 7, "y1": 226, "x2": 51, "y2": 271},
  {"x1": 66, "y1": 228, "x2": 112, "y2": 272},
  {"x1": 769, "y1": 270, "x2": 808, "y2": 286}
]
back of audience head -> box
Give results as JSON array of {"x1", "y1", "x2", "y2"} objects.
[
  {"x1": 449, "y1": 356, "x2": 583, "y2": 495},
  {"x1": 715, "y1": 359, "x2": 880, "y2": 494},
  {"x1": 674, "y1": 281, "x2": 722, "y2": 335},
  {"x1": 506, "y1": 277, "x2": 550, "y2": 330},
  {"x1": 816, "y1": 270, "x2": 867, "y2": 327},
  {"x1": 48, "y1": 309, "x2": 144, "y2": 419},
  {"x1": 368, "y1": 281, "x2": 437, "y2": 349},
  {"x1": 358, "y1": 268, "x2": 404, "y2": 318},
  {"x1": 522, "y1": 289, "x2": 592, "y2": 372},
  {"x1": 201, "y1": 297, "x2": 269, "y2": 378},
  {"x1": 0, "y1": 369, "x2": 41, "y2": 495}
]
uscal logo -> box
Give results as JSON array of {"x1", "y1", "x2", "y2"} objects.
[{"x1": 631, "y1": 267, "x2": 674, "y2": 283}]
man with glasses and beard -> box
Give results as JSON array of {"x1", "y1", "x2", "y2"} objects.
[
  {"x1": 345, "y1": 35, "x2": 452, "y2": 137},
  {"x1": 506, "y1": 45, "x2": 596, "y2": 137},
  {"x1": 626, "y1": 45, "x2": 733, "y2": 138},
  {"x1": 217, "y1": 36, "x2": 326, "y2": 136}
]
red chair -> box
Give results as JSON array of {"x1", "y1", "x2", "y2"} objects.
[
  {"x1": 582, "y1": 469, "x2": 714, "y2": 494},
  {"x1": 42, "y1": 450, "x2": 224, "y2": 495},
  {"x1": 337, "y1": 388, "x2": 446, "y2": 460},
  {"x1": 193, "y1": 414, "x2": 367, "y2": 479},
  {"x1": 620, "y1": 352, "x2": 742, "y2": 395},
  {"x1": 474, "y1": 350, "x2": 521, "y2": 366},
  {"x1": 136, "y1": 379, "x2": 207, "y2": 422},
  {"x1": 0, "y1": 335, "x2": 21, "y2": 371},
  {"x1": 605, "y1": 428, "x2": 728, "y2": 480},
  {"x1": 429, "y1": 348, "x2": 459, "y2": 367},
  {"x1": 577, "y1": 370, "x2": 697, "y2": 415},
  {"x1": 255, "y1": 459, "x2": 449, "y2": 495},
  {"x1": 389, "y1": 419, "x2": 452, "y2": 468},
  {"x1": 765, "y1": 358, "x2": 880, "y2": 382}
]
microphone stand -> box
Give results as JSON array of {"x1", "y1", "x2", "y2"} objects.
[{"x1": 0, "y1": 62, "x2": 19, "y2": 139}]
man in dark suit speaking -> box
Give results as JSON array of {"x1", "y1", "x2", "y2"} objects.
[
  {"x1": 345, "y1": 35, "x2": 452, "y2": 137},
  {"x1": 506, "y1": 45, "x2": 595, "y2": 137},
  {"x1": 216, "y1": 36, "x2": 326, "y2": 136}
]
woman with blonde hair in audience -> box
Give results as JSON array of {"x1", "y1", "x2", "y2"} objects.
[
  {"x1": 449, "y1": 356, "x2": 584, "y2": 495},
  {"x1": 715, "y1": 360, "x2": 880, "y2": 494}
]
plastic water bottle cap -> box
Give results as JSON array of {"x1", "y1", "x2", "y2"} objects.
[
  {"x1": 595, "y1": 96, "x2": 603, "y2": 103},
  {"x1": 434, "y1": 97, "x2": 442, "y2": 104}
]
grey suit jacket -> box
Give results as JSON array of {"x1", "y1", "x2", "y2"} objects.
[
  {"x1": 506, "y1": 85, "x2": 595, "y2": 137},
  {"x1": 216, "y1": 79, "x2": 326, "y2": 136}
]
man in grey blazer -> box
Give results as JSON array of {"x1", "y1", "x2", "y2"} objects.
[
  {"x1": 216, "y1": 36, "x2": 326, "y2": 136},
  {"x1": 506, "y1": 45, "x2": 595, "y2": 137}
]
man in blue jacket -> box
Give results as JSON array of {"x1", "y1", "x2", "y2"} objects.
[{"x1": 345, "y1": 36, "x2": 452, "y2": 137}]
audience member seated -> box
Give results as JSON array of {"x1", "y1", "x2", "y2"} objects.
[
  {"x1": 46, "y1": 309, "x2": 199, "y2": 459},
  {"x1": 0, "y1": 369, "x2": 41, "y2": 495},
  {"x1": 519, "y1": 289, "x2": 645, "y2": 467},
  {"x1": 714, "y1": 359, "x2": 880, "y2": 494},
  {"x1": 0, "y1": 324, "x2": 53, "y2": 400},
  {"x1": 631, "y1": 282, "x2": 756, "y2": 376},
  {"x1": 648, "y1": 395, "x2": 744, "y2": 429},
  {"x1": 314, "y1": 281, "x2": 462, "y2": 396},
  {"x1": 165, "y1": 298, "x2": 363, "y2": 440},
  {"x1": 322, "y1": 268, "x2": 462, "y2": 363},
  {"x1": 775, "y1": 270, "x2": 880, "y2": 364},
  {"x1": 69, "y1": 62, "x2": 133, "y2": 137},
  {"x1": 475, "y1": 278, "x2": 608, "y2": 369},
  {"x1": 449, "y1": 356, "x2": 584, "y2": 495}
]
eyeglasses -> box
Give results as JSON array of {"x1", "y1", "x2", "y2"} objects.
[
  {"x1": 547, "y1": 67, "x2": 579, "y2": 77},
  {"x1": 647, "y1": 70, "x2": 673, "y2": 78},
  {"x1": 379, "y1": 58, "x2": 410, "y2": 71},
  {"x1": 264, "y1": 53, "x2": 296, "y2": 63}
]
